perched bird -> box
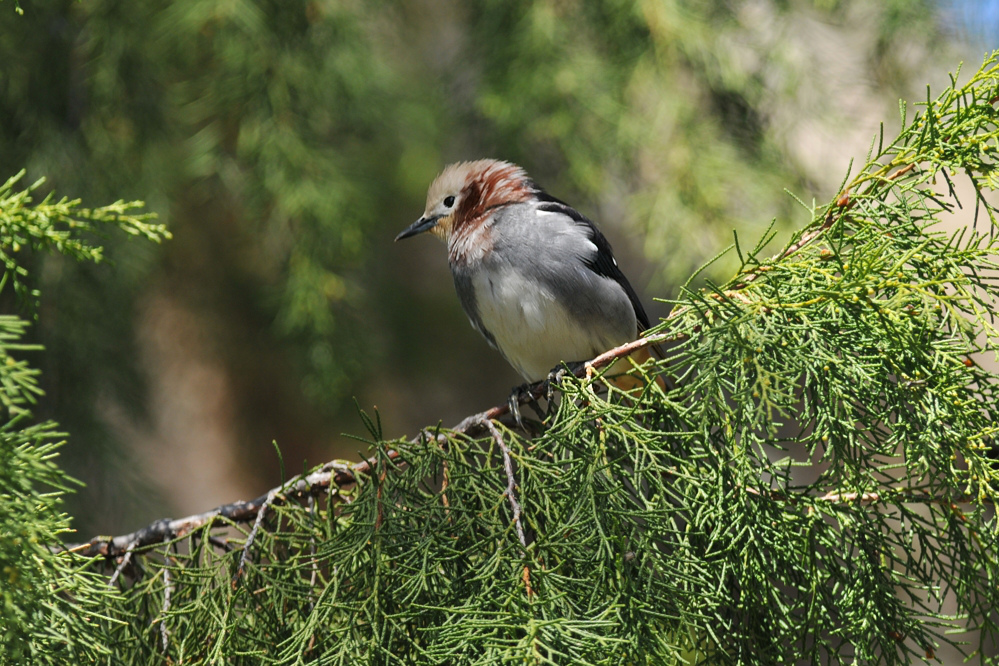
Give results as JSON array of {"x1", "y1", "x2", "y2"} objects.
[{"x1": 396, "y1": 159, "x2": 658, "y2": 399}]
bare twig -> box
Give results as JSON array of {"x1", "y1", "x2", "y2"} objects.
[
  {"x1": 72, "y1": 458, "x2": 376, "y2": 559},
  {"x1": 160, "y1": 566, "x2": 172, "y2": 652},
  {"x1": 307, "y1": 495, "x2": 318, "y2": 602},
  {"x1": 746, "y1": 486, "x2": 991, "y2": 506},
  {"x1": 484, "y1": 418, "x2": 534, "y2": 599},
  {"x1": 234, "y1": 486, "x2": 280, "y2": 587},
  {"x1": 440, "y1": 458, "x2": 451, "y2": 511},
  {"x1": 446, "y1": 331, "x2": 676, "y2": 436},
  {"x1": 815, "y1": 490, "x2": 882, "y2": 504},
  {"x1": 108, "y1": 539, "x2": 138, "y2": 587},
  {"x1": 484, "y1": 419, "x2": 527, "y2": 549}
]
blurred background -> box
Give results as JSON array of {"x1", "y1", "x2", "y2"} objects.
[{"x1": 0, "y1": 0, "x2": 994, "y2": 536}]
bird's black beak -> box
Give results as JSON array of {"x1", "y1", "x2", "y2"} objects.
[{"x1": 395, "y1": 215, "x2": 441, "y2": 241}]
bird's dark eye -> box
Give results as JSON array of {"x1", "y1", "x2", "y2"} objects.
[{"x1": 443, "y1": 195, "x2": 455, "y2": 208}]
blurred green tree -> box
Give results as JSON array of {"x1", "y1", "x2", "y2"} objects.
[
  {"x1": 0, "y1": 0, "x2": 961, "y2": 536},
  {"x1": 1, "y1": 0, "x2": 412, "y2": 532},
  {"x1": 66, "y1": 53, "x2": 999, "y2": 665},
  {"x1": 0, "y1": 170, "x2": 168, "y2": 664}
]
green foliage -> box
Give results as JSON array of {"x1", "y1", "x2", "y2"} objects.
[
  {"x1": 67, "y1": 0, "x2": 400, "y2": 403},
  {"x1": 0, "y1": 1, "x2": 993, "y2": 662},
  {"x1": 0, "y1": 2, "x2": 406, "y2": 518},
  {"x1": 0, "y1": 169, "x2": 171, "y2": 534},
  {"x1": 0, "y1": 170, "x2": 168, "y2": 308},
  {"x1": 0, "y1": 176, "x2": 165, "y2": 662},
  {"x1": 0, "y1": 0, "x2": 950, "y2": 414},
  {"x1": 0, "y1": 0, "x2": 959, "y2": 536},
  {"x1": 464, "y1": 0, "x2": 947, "y2": 286},
  {"x1": 79, "y1": 55, "x2": 999, "y2": 664},
  {"x1": 0, "y1": 419, "x2": 118, "y2": 663}
]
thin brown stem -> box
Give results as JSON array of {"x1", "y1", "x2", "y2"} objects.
[
  {"x1": 160, "y1": 566, "x2": 171, "y2": 652},
  {"x1": 108, "y1": 539, "x2": 138, "y2": 587},
  {"x1": 483, "y1": 419, "x2": 527, "y2": 549}
]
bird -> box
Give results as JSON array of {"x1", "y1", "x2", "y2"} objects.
[{"x1": 396, "y1": 159, "x2": 660, "y2": 414}]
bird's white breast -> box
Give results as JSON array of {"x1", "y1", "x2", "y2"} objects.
[{"x1": 469, "y1": 264, "x2": 627, "y2": 381}]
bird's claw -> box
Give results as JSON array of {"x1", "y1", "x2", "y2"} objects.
[
  {"x1": 544, "y1": 368, "x2": 564, "y2": 403},
  {"x1": 507, "y1": 388, "x2": 524, "y2": 429},
  {"x1": 544, "y1": 361, "x2": 586, "y2": 401},
  {"x1": 507, "y1": 362, "x2": 587, "y2": 430},
  {"x1": 507, "y1": 383, "x2": 544, "y2": 431}
]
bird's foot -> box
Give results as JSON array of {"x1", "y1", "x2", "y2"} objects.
[
  {"x1": 544, "y1": 361, "x2": 586, "y2": 403},
  {"x1": 507, "y1": 382, "x2": 545, "y2": 431}
]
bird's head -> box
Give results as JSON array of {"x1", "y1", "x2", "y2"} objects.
[{"x1": 395, "y1": 159, "x2": 534, "y2": 244}]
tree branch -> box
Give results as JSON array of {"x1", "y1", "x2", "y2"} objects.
[
  {"x1": 71, "y1": 329, "x2": 676, "y2": 560},
  {"x1": 70, "y1": 458, "x2": 377, "y2": 559},
  {"x1": 70, "y1": 177, "x2": 966, "y2": 563}
]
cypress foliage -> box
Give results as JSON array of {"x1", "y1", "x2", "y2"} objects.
[
  {"x1": 0, "y1": 172, "x2": 167, "y2": 662},
  {"x1": 3, "y1": 55, "x2": 999, "y2": 664}
]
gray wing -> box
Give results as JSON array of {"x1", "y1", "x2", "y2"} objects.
[
  {"x1": 488, "y1": 202, "x2": 639, "y2": 342},
  {"x1": 533, "y1": 195, "x2": 651, "y2": 332}
]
